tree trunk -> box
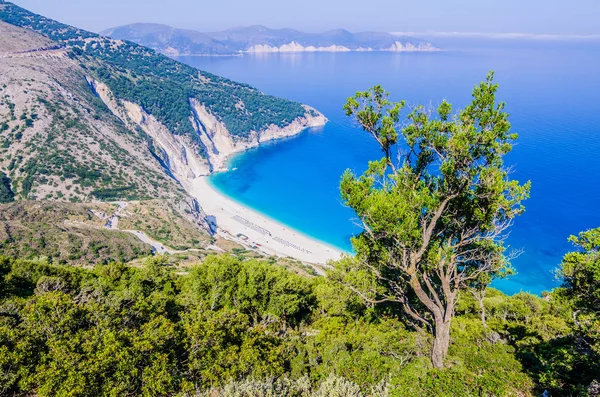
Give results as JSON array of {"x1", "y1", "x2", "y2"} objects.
[
  {"x1": 431, "y1": 318, "x2": 451, "y2": 369},
  {"x1": 470, "y1": 289, "x2": 488, "y2": 328},
  {"x1": 477, "y1": 295, "x2": 487, "y2": 328}
]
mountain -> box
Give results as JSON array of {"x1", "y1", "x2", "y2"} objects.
[
  {"x1": 100, "y1": 23, "x2": 440, "y2": 55},
  {"x1": 101, "y1": 23, "x2": 236, "y2": 56},
  {"x1": 0, "y1": 19, "x2": 176, "y2": 203},
  {"x1": 0, "y1": 1, "x2": 325, "y2": 262},
  {"x1": 0, "y1": 2, "x2": 324, "y2": 196}
]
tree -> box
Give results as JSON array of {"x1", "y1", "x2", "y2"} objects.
[
  {"x1": 558, "y1": 228, "x2": 600, "y2": 357},
  {"x1": 339, "y1": 72, "x2": 530, "y2": 368},
  {"x1": 522, "y1": 228, "x2": 600, "y2": 396},
  {"x1": 560, "y1": 228, "x2": 600, "y2": 314}
]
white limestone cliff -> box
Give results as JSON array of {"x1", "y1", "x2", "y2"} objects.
[
  {"x1": 246, "y1": 42, "x2": 352, "y2": 53},
  {"x1": 86, "y1": 77, "x2": 327, "y2": 189},
  {"x1": 190, "y1": 98, "x2": 327, "y2": 171},
  {"x1": 245, "y1": 41, "x2": 440, "y2": 53},
  {"x1": 388, "y1": 41, "x2": 440, "y2": 52},
  {"x1": 86, "y1": 77, "x2": 211, "y2": 190}
]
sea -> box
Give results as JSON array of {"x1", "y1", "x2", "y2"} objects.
[{"x1": 176, "y1": 37, "x2": 600, "y2": 295}]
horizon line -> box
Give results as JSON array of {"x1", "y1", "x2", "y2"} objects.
[{"x1": 391, "y1": 31, "x2": 600, "y2": 40}]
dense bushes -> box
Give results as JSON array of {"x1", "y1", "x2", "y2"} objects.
[
  {"x1": 0, "y1": 253, "x2": 595, "y2": 396},
  {"x1": 84, "y1": 41, "x2": 306, "y2": 139},
  {"x1": 0, "y1": 255, "x2": 311, "y2": 396}
]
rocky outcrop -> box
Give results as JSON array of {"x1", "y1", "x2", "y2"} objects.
[
  {"x1": 122, "y1": 101, "x2": 211, "y2": 186},
  {"x1": 246, "y1": 42, "x2": 352, "y2": 53},
  {"x1": 190, "y1": 99, "x2": 327, "y2": 172},
  {"x1": 387, "y1": 41, "x2": 440, "y2": 52},
  {"x1": 257, "y1": 105, "x2": 327, "y2": 142},
  {"x1": 245, "y1": 41, "x2": 440, "y2": 53},
  {"x1": 189, "y1": 99, "x2": 238, "y2": 171},
  {"x1": 86, "y1": 77, "x2": 211, "y2": 190},
  {"x1": 87, "y1": 78, "x2": 327, "y2": 185}
]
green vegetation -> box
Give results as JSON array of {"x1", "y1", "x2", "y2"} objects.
[
  {"x1": 0, "y1": 201, "x2": 153, "y2": 264},
  {"x1": 0, "y1": 248, "x2": 596, "y2": 396},
  {"x1": 0, "y1": 20, "x2": 595, "y2": 394},
  {"x1": 541, "y1": 228, "x2": 600, "y2": 395},
  {"x1": 25, "y1": 95, "x2": 170, "y2": 201},
  {"x1": 0, "y1": 75, "x2": 175, "y2": 201}
]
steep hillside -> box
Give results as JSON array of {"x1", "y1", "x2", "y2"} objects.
[
  {"x1": 0, "y1": 1, "x2": 326, "y2": 188},
  {"x1": 0, "y1": 20, "x2": 177, "y2": 202},
  {"x1": 101, "y1": 23, "x2": 440, "y2": 55}
]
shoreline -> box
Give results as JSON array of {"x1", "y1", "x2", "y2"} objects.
[
  {"x1": 191, "y1": 176, "x2": 345, "y2": 265},
  {"x1": 173, "y1": 48, "x2": 442, "y2": 57}
]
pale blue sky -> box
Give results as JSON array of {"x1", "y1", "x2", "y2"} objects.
[{"x1": 10, "y1": 0, "x2": 600, "y2": 35}]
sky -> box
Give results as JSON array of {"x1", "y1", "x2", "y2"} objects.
[{"x1": 9, "y1": 0, "x2": 600, "y2": 35}]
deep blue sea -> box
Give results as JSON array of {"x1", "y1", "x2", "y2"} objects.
[{"x1": 176, "y1": 38, "x2": 600, "y2": 295}]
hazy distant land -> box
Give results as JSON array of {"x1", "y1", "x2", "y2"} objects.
[{"x1": 100, "y1": 24, "x2": 440, "y2": 56}]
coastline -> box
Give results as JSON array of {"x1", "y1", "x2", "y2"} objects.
[
  {"x1": 191, "y1": 176, "x2": 344, "y2": 265},
  {"x1": 173, "y1": 48, "x2": 442, "y2": 57}
]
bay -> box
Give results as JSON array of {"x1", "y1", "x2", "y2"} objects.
[{"x1": 177, "y1": 39, "x2": 600, "y2": 294}]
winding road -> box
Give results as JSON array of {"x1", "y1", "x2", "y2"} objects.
[{"x1": 104, "y1": 202, "x2": 176, "y2": 254}]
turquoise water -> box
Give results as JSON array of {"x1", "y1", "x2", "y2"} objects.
[{"x1": 177, "y1": 39, "x2": 600, "y2": 295}]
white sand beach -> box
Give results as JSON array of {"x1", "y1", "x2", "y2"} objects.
[{"x1": 191, "y1": 177, "x2": 344, "y2": 264}]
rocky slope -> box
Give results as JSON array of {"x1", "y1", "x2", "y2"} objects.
[
  {"x1": 101, "y1": 24, "x2": 440, "y2": 56},
  {"x1": 0, "y1": 1, "x2": 326, "y2": 198},
  {"x1": 0, "y1": 201, "x2": 154, "y2": 264},
  {"x1": 0, "y1": 21, "x2": 176, "y2": 202}
]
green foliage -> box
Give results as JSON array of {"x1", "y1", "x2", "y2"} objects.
[
  {"x1": 181, "y1": 255, "x2": 315, "y2": 328},
  {"x1": 559, "y1": 228, "x2": 600, "y2": 312},
  {"x1": 294, "y1": 316, "x2": 417, "y2": 387},
  {"x1": 524, "y1": 228, "x2": 600, "y2": 396},
  {"x1": 344, "y1": 85, "x2": 405, "y2": 164},
  {"x1": 0, "y1": 255, "x2": 315, "y2": 396},
  {"x1": 91, "y1": 185, "x2": 135, "y2": 200},
  {"x1": 1, "y1": 252, "x2": 573, "y2": 396}
]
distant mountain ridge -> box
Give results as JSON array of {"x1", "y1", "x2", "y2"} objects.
[{"x1": 100, "y1": 23, "x2": 440, "y2": 56}]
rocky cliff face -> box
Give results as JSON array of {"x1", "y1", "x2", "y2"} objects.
[
  {"x1": 190, "y1": 98, "x2": 326, "y2": 171},
  {"x1": 87, "y1": 78, "x2": 327, "y2": 190},
  {"x1": 246, "y1": 41, "x2": 440, "y2": 53},
  {"x1": 86, "y1": 78, "x2": 213, "y2": 188}
]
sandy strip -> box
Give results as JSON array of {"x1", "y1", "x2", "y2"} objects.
[{"x1": 190, "y1": 177, "x2": 344, "y2": 264}]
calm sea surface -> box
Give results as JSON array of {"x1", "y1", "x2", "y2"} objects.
[{"x1": 176, "y1": 39, "x2": 600, "y2": 295}]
